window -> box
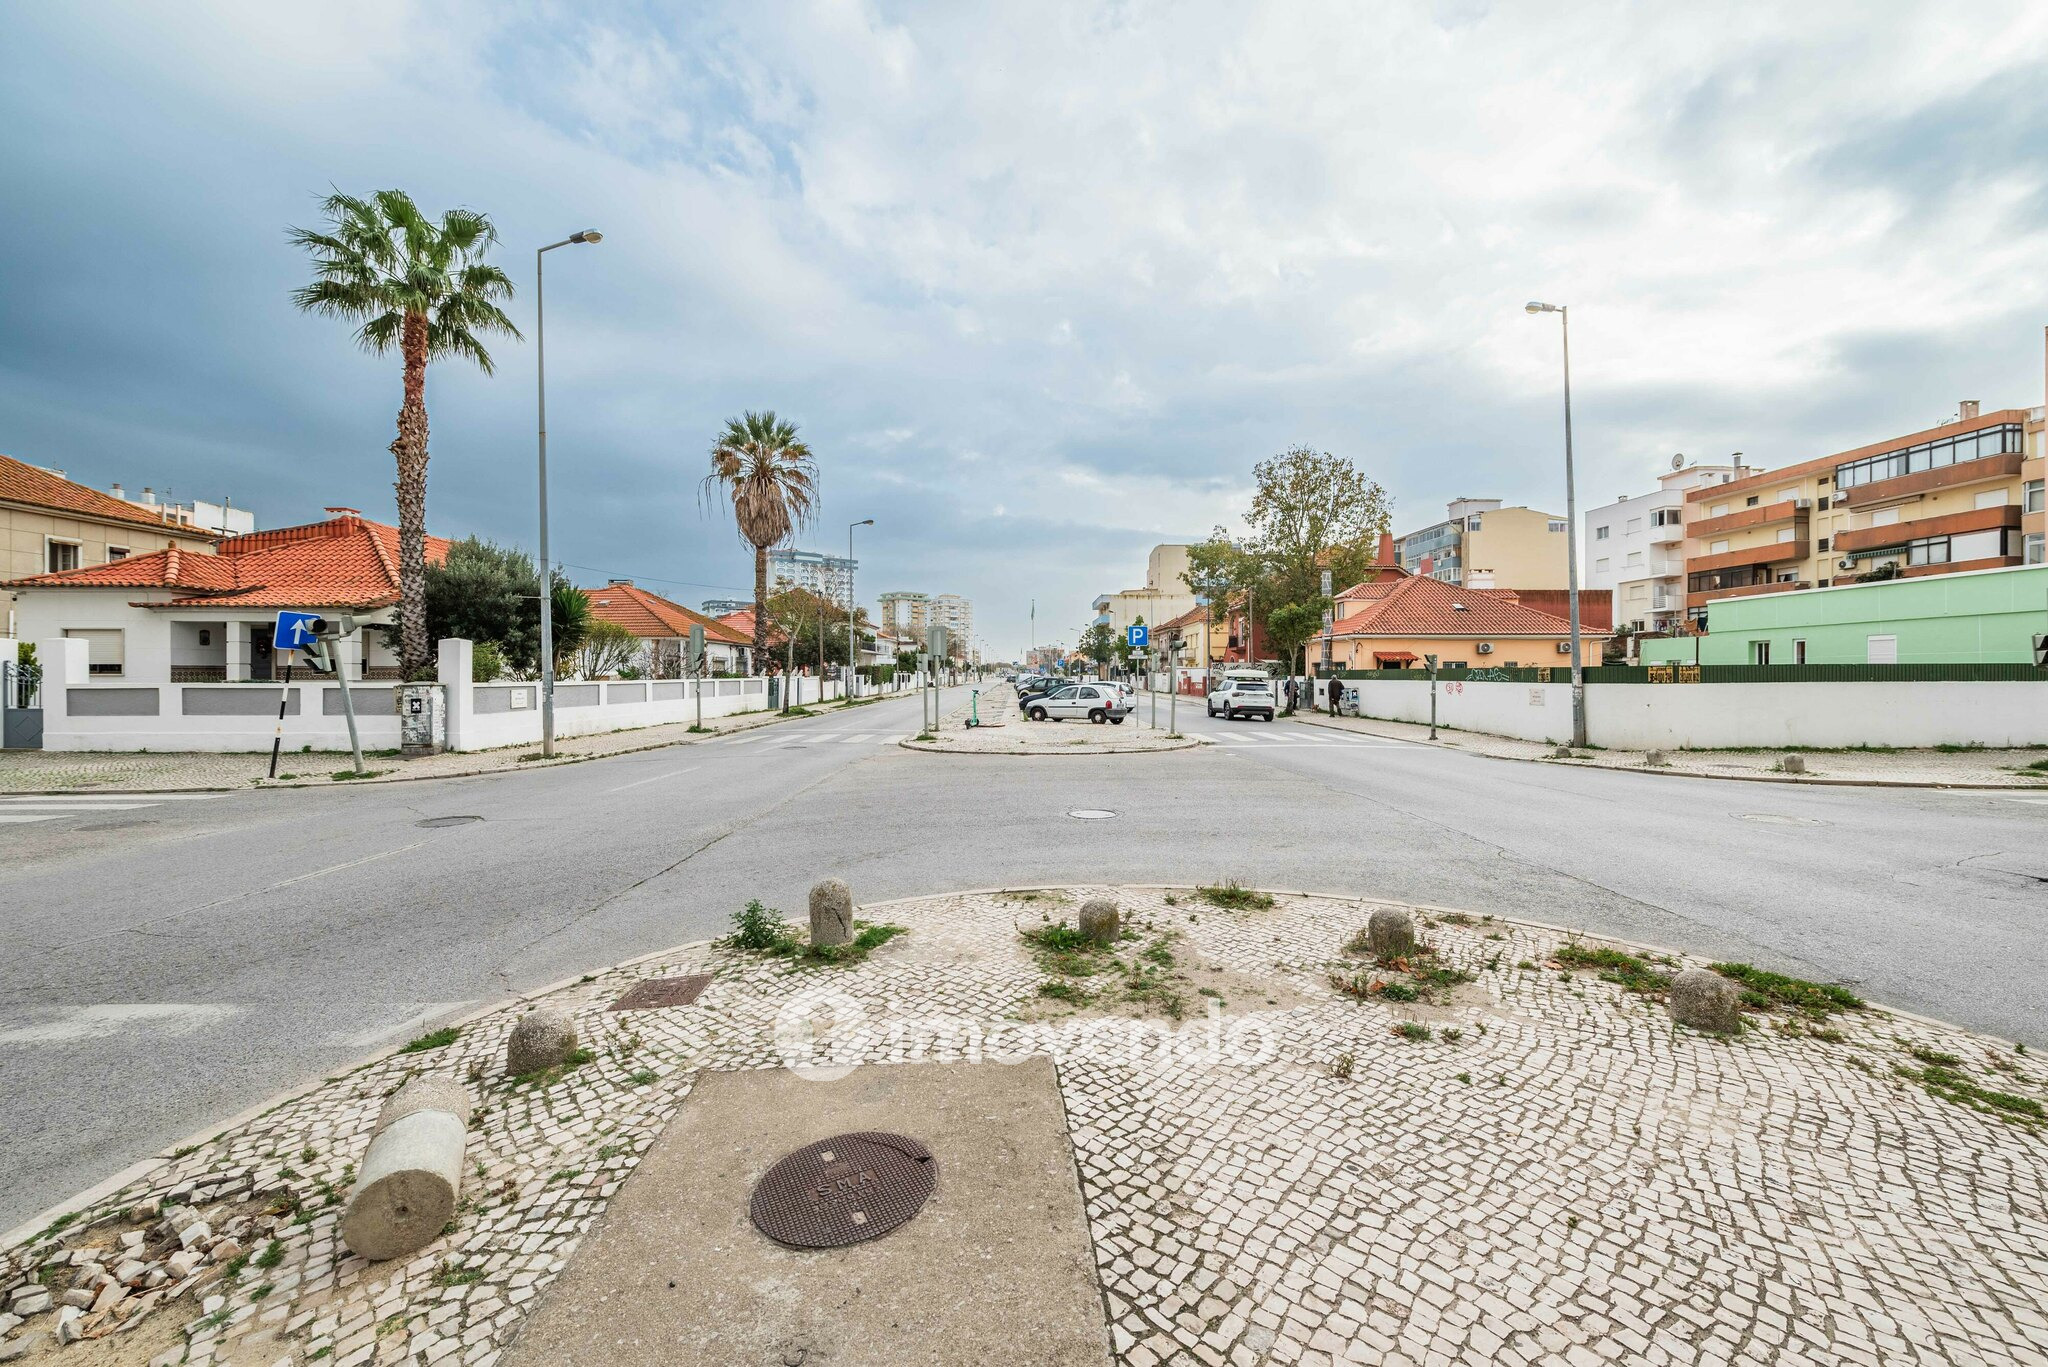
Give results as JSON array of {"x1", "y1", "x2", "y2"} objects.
[
  {"x1": 1866, "y1": 634, "x2": 1898, "y2": 665},
  {"x1": 1594, "y1": 557, "x2": 1611, "y2": 573},
  {"x1": 1870, "y1": 507, "x2": 1900, "y2": 527},
  {"x1": 46, "y1": 538, "x2": 82, "y2": 573},
  {"x1": 64, "y1": 628, "x2": 125, "y2": 676},
  {"x1": 1751, "y1": 641, "x2": 1771, "y2": 665},
  {"x1": 1711, "y1": 504, "x2": 1729, "y2": 517},
  {"x1": 1653, "y1": 508, "x2": 1682, "y2": 527},
  {"x1": 1816, "y1": 496, "x2": 1830, "y2": 511},
  {"x1": 1594, "y1": 526, "x2": 1610, "y2": 541},
  {"x1": 1973, "y1": 489, "x2": 2007, "y2": 511},
  {"x1": 2025, "y1": 480, "x2": 2044, "y2": 514},
  {"x1": 1836, "y1": 422, "x2": 2023, "y2": 488},
  {"x1": 1817, "y1": 537, "x2": 1831, "y2": 552},
  {"x1": 2028, "y1": 533, "x2": 2045, "y2": 564},
  {"x1": 1625, "y1": 551, "x2": 1644, "y2": 567},
  {"x1": 1467, "y1": 516, "x2": 1483, "y2": 531},
  {"x1": 1792, "y1": 639, "x2": 1807, "y2": 665},
  {"x1": 1547, "y1": 519, "x2": 1566, "y2": 533},
  {"x1": 1776, "y1": 527, "x2": 1796, "y2": 543},
  {"x1": 1625, "y1": 517, "x2": 1642, "y2": 534},
  {"x1": 1710, "y1": 540, "x2": 1730, "y2": 554},
  {"x1": 1745, "y1": 495, "x2": 1760, "y2": 507},
  {"x1": 106, "y1": 545, "x2": 130, "y2": 562}
]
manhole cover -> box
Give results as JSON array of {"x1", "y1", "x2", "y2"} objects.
[
  {"x1": 1067, "y1": 809, "x2": 1117, "y2": 820},
  {"x1": 609, "y1": 974, "x2": 713, "y2": 1011},
  {"x1": 416, "y1": 815, "x2": 483, "y2": 829},
  {"x1": 750, "y1": 1132, "x2": 935, "y2": 1249},
  {"x1": 1734, "y1": 813, "x2": 1827, "y2": 827}
]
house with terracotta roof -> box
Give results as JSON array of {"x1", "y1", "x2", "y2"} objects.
[
  {"x1": 582, "y1": 579, "x2": 752, "y2": 675},
  {"x1": 5, "y1": 507, "x2": 445, "y2": 684},
  {"x1": 2, "y1": 453, "x2": 222, "y2": 636},
  {"x1": 1327, "y1": 573, "x2": 1610, "y2": 670}
]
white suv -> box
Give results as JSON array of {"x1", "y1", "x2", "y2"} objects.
[{"x1": 1207, "y1": 677, "x2": 1276, "y2": 721}]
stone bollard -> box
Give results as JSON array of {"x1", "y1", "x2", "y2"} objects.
[
  {"x1": 1644, "y1": 750, "x2": 1667, "y2": 767},
  {"x1": 1668, "y1": 968, "x2": 1743, "y2": 1035},
  {"x1": 809, "y1": 879, "x2": 854, "y2": 949},
  {"x1": 341, "y1": 1077, "x2": 471, "y2": 1261},
  {"x1": 1780, "y1": 755, "x2": 1806, "y2": 774},
  {"x1": 505, "y1": 1006, "x2": 580, "y2": 1078},
  {"x1": 1366, "y1": 908, "x2": 1417, "y2": 959},
  {"x1": 1077, "y1": 898, "x2": 1120, "y2": 945}
]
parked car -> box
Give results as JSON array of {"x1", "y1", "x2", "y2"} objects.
[
  {"x1": 1017, "y1": 676, "x2": 1067, "y2": 709},
  {"x1": 1024, "y1": 683, "x2": 1130, "y2": 724},
  {"x1": 1207, "y1": 676, "x2": 1276, "y2": 721}
]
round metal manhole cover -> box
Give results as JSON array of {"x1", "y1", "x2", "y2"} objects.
[
  {"x1": 1067, "y1": 809, "x2": 1117, "y2": 820},
  {"x1": 750, "y1": 1132, "x2": 935, "y2": 1249},
  {"x1": 1733, "y1": 813, "x2": 1828, "y2": 827},
  {"x1": 416, "y1": 815, "x2": 484, "y2": 829}
]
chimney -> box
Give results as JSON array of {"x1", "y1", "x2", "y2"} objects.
[
  {"x1": 142, "y1": 487, "x2": 156, "y2": 504},
  {"x1": 1376, "y1": 531, "x2": 1396, "y2": 567},
  {"x1": 1958, "y1": 399, "x2": 1980, "y2": 422},
  {"x1": 110, "y1": 483, "x2": 125, "y2": 500},
  {"x1": 323, "y1": 506, "x2": 362, "y2": 521}
]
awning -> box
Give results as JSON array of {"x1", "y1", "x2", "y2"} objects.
[{"x1": 1373, "y1": 650, "x2": 1419, "y2": 663}]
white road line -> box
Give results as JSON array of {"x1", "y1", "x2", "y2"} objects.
[
  {"x1": 0, "y1": 802, "x2": 156, "y2": 812},
  {"x1": 0, "y1": 793, "x2": 225, "y2": 802},
  {"x1": 2006, "y1": 797, "x2": 2048, "y2": 805},
  {"x1": 0, "y1": 1003, "x2": 243, "y2": 1046},
  {"x1": 0, "y1": 814, "x2": 61, "y2": 824},
  {"x1": 602, "y1": 765, "x2": 699, "y2": 795}
]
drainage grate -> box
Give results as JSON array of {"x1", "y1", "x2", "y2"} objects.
[
  {"x1": 750, "y1": 1132, "x2": 935, "y2": 1249},
  {"x1": 609, "y1": 974, "x2": 714, "y2": 1011},
  {"x1": 416, "y1": 815, "x2": 484, "y2": 829}
]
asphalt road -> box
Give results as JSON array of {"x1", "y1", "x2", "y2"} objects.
[{"x1": 3, "y1": 685, "x2": 2045, "y2": 1232}]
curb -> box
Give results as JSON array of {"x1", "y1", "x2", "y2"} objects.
[
  {"x1": 4, "y1": 880, "x2": 2022, "y2": 1252},
  {"x1": 899, "y1": 734, "x2": 1205, "y2": 756},
  {"x1": 1284, "y1": 712, "x2": 2047, "y2": 792}
]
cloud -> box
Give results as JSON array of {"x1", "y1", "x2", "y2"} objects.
[{"x1": 3, "y1": 0, "x2": 2047, "y2": 653}]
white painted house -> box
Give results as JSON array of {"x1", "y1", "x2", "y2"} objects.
[{"x1": 1583, "y1": 459, "x2": 1745, "y2": 634}]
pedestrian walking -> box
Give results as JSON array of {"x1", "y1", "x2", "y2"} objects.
[
  {"x1": 1327, "y1": 673, "x2": 1343, "y2": 716},
  {"x1": 1284, "y1": 677, "x2": 1298, "y2": 714}
]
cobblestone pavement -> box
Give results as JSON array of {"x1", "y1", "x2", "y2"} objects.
[
  {"x1": 4, "y1": 886, "x2": 2044, "y2": 1366},
  {"x1": 1280, "y1": 707, "x2": 2048, "y2": 789},
  {"x1": 904, "y1": 694, "x2": 1203, "y2": 754},
  {"x1": 0, "y1": 693, "x2": 915, "y2": 793}
]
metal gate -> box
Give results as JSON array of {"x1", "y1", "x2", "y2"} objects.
[{"x1": 2, "y1": 658, "x2": 43, "y2": 749}]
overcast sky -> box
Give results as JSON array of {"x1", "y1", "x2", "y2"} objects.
[{"x1": 4, "y1": 2, "x2": 2047, "y2": 657}]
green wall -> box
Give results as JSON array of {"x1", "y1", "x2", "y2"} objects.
[{"x1": 1641, "y1": 565, "x2": 2048, "y2": 666}]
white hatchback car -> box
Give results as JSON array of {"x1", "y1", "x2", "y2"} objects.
[
  {"x1": 1024, "y1": 683, "x2": 1131, "y2": 724},
  {"x1": 1206, "y1": 677, "x2": 1277, "y2": 721}
]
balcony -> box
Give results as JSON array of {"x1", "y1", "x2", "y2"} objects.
[
  {"x1": 1685, "y1": 580, "x2": 1809, "y2": 611},
  {"x1": 1687, "y1": 499, "x2": 1807, "y2": 540},
  {"x1": 1833, "y1": 504, "x2": 2020, "y2": 554},
  {"x1": 1834, "y1": 451, "x2": 2024, "y2": 506},
  {"x1": 1648, "y1": 522, "x2": 1685, "y2": 545},
  {"x1": 1687, "y1": 539, "x2": 1809, "y2": 575}
]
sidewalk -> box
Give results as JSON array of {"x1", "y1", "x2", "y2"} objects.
[
  {"x1": 3, "y1": 884, "x2": 2041, "y2": 1366},
  {"x1": 1278, "y1": 706, "x2": 2048, "y2": 788},
  {"x1": 0, "y1": 694, "x2": 904, "y2": 794}
]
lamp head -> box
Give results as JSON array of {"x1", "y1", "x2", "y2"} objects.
[
  {"x1": 569, "y1": 230, "x2": 603, "y2": 244},
  {"x1": 1525, "y1": 300, "x2": 1557, "y2": 314},
  {"x1": 856, "y1": 518, "x2": 875, "y2": 527}
]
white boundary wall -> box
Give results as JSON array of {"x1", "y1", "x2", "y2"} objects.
[{"x1": 1344, "y1": 675, "x2": 2048, "y2": 749}]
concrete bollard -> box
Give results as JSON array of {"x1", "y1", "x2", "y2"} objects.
[
  {"x1": 1780, "y1": 755, "x2": 1806, "y2": 774},
  {"x1": 1077, "y1": 898, "x2": 1120, "y2": 945},
  {"x1": 341, "y1": 1077, "x2": 471, "y2": 1261},
  {"x1": 1366, "y1": 908, "x2": 1418, "y2": 960},
  {"x1": 505, "y1": 1006, "x2": 580, "y2": 1078},
  {"x1": 809, "y1": 879, "x2": 854, "y2": 948},
  {"x1": 1668, "y1": 968, "x2": 1743, "y2": 1035}
]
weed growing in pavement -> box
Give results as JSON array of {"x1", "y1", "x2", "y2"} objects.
[
  {"x1": 1441, "y1": 1027, "x2": 1464, "y2": 1044},
  {"x1": 1038, "y1": 979, "x2": 1092, "y2": 1004},
  {"x1": 1022, "y1": 921, "x2": 1192, "y2": 1020},
  {"x1": 1553, "y1": 943, "x2": 1671, "y2": 996},
  {"x1": 627, "y1": 1068, "x2": 657, "y2": 1087},
  {"x1": 1392, "y1": 1022, "x2": 1432, "y2": 1042},
  {"x1": 686, "y1": 724, "x2": 712, "y2": 734},
  {"x1": 1895, "y1": 1060, "x2": 2045, "y2": 1127},
  {"x1": 1195, "y1": 880, "x2": 1275, "y2": 911},
  {"x1": 726, "y1": 900, "x2": 795, "y2": 953},
  {"x1": 254, "y1": 1240, "x2": 284, "y2": 1270},
  {"x1": 1710, "y1": 963, "x2": 1864, "y2": 1016},
  {"x1": 1456, "y1": 1071, "x2": 1473, "y2": 1084},
  {"x1": 330, "y1": 769, "x2": 389, "y2": 781},
  {"x1": 1906, "y1": 1045, "x2": 1965, "y2": 1068},
  {"x1": 432, "y1": 1261, "x2": 485, "y2": 1288},
  {"x1": 721, "y1": 898, "x2": 906, "y2": 968},
  {"x1": 1331, "y1": 1052, "x2": 1355, "y2": 1081},
  {"x1": 399, "y1": 1026, "x2": 462, "y2": 1054},
  {"x1": 509, "y1": 1048, "x2": 595, "y2": 1089}
]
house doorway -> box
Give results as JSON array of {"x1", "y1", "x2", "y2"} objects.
[{"x1": 251, "y1": 631, "x2": 277, "y2": 681}]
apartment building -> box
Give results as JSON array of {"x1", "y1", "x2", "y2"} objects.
[
  {"x1": 1091, "y1": 543, "x2": 1200, "y2": 638},
  {"x1": 1683, "y1": 402, "x2": 2043, "y2": 626},
  {"x1": 767, "y1": 548, "x2": 856, "y2": 605},
  {"x1": 1583, "y1": 461, "x2": 1745, "y2": 633},
  {"x1": 929, "y1": 593, "x2": 973, "y2": 651},
  {"x1": 878, "y1": 591, "x2": 929, "y2": 642},
  {"x1": 1394, "y1": 499, "x2": 1570, "y2": 589}
]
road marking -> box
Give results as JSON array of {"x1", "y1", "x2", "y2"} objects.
[
  {"x1": 0, "y1": 802, "x2": 156, "y2": 812},
  {"x1": 2006, "y1": 797, "x2": 2048, "y2": 805},
  {"x1": 0, "y1": 794, "x2": 227, "y2": 802},
  {"x1": 0, "y1": 1003, "x2": 242, "y2": 1045},
  {"x1": 603, "y1": 765, "x2": 699, "y2": 795},
  {"x1": 0, "y1": 793, "x2": 226, "y2": 823},
  {"x1": 0, "y1": 814, "x2": 61, "y2": 824}
]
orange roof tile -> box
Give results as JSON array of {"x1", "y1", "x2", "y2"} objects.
[
  {"x1": 1330, "y1": 574, "x2": 1611, "y2": 638},
  {"x1": 5, "y1": 511, "x2": 449, "y2": 610},
  {"x1": 1158, "y1": 605, "x2": 1210, "y2": 631},
  {"x1": 583, "y1": 582, "x2": 748, "y2": 644},
  {"x1": 0, "y1": 453, "x2": 222, "y2": 537}
]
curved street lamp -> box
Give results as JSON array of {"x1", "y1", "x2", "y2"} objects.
[
  {"x1": 1525, "y1": 300, "x2": 1586, "y2": 749},
  {"x1": 535, "y1": 230, "x2": 602, "y2": 757}
]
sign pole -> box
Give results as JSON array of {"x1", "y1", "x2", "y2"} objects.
[{"x1": 269, "y1": 658, "x2": 293, "y2": 779}]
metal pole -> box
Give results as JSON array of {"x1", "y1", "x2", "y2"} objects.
[
  {"x1": 1169, "y1": 646, "x2": 1177, "y2": 734},
  {"x1": 1560, "y1": 306, "x2": 1587, "y2": 749},
  {"x1": 1428, "y1": 654, "x2": 1439, "y2": 739},
  {"x1": 268, "y1": 657, "x2": 292, "y2": 778},
  {"x1": 848, "y1": 523, "x2": 857, "y2": 702},
  {"x1": 536, "y1": 244, "x2": 555, "y2": 759},
  {"x1": 334, "y1": 644, "x2": 364, "y2": 775}
]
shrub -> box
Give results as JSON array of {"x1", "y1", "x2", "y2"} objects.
[{"x1": 470, "y1": 640, "x2": 505, "y2": 683}]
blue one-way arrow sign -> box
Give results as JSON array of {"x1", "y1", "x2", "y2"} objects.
[
  {"x1": 273, "y1": 610, "x2": 324, "y2": 651},
  {"x1": 1126, "y1": 623, "x2": 1149, "y2": 649}
]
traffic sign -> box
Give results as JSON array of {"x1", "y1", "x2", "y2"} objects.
[
  {"x1": 273, "y1": 610, "x2": 324, "y2": 652},
  {"x1": 1127, "y1": 623, "x2": 1149, "y2": 649}
]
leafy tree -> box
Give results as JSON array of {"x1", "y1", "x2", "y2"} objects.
[
  {"x1": 1078, "y1": 622, "x2": 1117, "y2": 668},
  {"x1": 762, "y1": 585, "x2": 873, "y2": 668},
  {"x1": 418, "y1": 536, "x2": 587, "y2": 676},
  {"x1": 573, "y1": 621, "x2": 641, "y2": 679},
  {"x1": 290, "y1": 190, "x2": 518, "y2": 680},
  {"x1": 702, "y1": 412, "x2": 819, "y2": 661},
  {"x1": 471, "y1": 640, "x2": 505, "y2": 683},
  {"x1": 549, "y1": 581, "x2": 592, "y2": 673},
  {"x1": 1263, "y1": 600, "x2": 1328, "y2": 686}
]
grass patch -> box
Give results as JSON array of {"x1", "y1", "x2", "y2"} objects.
[
  {"x1": 253, "y1": 1240, "x2": 284, "y2": 1270},
  {"x1": 431, "y1": 1261, "x2": 485, "y2": 1288},
  {"x1": 720, "y1": 899, "x2": 906, "y2": 968},
  {"x1": 509, "y1": 1047, "x2": 596, "y2": 1088},
  {"x1": 330, "y1": 768, "x2": 388, "y2": 781},
  {"x1": 398, "y1": 1026, "x2": 462, "y2": 1054},
  {"x1": 1906, "y1": 1045, "x2": 1964, "y2": 1068},
  {"x1": 686, "y1": 724, "x2": 712, "y2": 734},
  {"x1": 1554, "y1": 943, "x2": 1670, "y2": 996},
  {"x1": 1710, "y1": 962, "x2": 1863, "y2": 1016},
  {"x1": 1392, "y1": 1022, "x2": 1432, "y2": 1042},
  {"x1": 1194, "y1": 881, "x2": 1274, "y2": 911},
  {"x1": 1020, "y1": 921, "x2": 1189, "y2": 1020},
  {"x1": 627, "y1": 1068, "x2": 657, "y2": 1087},
  {"x1": 1896, "y1": 1061, "x2": 2045, "y2": 1127},
  {"x1": 1037, "y1": 979, "x2": 1092, "y2": 1004}
]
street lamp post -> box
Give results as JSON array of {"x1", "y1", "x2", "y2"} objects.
[
  {"x1": 1526, "y1": 300, "x2": 1587, "y2": 749},
  {"x1": 847, "y1": 519, "x2": 873, "y2": 700},
  {"x1": 535, "y1": 229, "x2": 603, "y2": 758}
]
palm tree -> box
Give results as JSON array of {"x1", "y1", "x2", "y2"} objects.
[
  {"x1": 702, "y1": 411, "x2": 819, "y2": 660},
  {"x1": 289, "y1": 189, "x2": 519, "y2": 680}
]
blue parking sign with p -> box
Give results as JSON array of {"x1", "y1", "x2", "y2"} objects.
[
  {"x1": 273, "y1": 610, "x2": 323, "y2": 651},
  {"x1": 1127, "y1": 624, "x2": 1148, "y2": 649}
]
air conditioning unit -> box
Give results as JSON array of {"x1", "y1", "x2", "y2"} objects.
[
  {"x1": 1794, "y1": 498, "x2": 1812, "y2": 509},
  {"x1": 1556, "y1": 641, "x2": 1572, "y2": 654},
  {"x1": 1475, "y1": 642, "x2": 1494, "y2": 655},
  {"x1": 1838, "y1": 557, "x2": 1857, "y2": 571}
]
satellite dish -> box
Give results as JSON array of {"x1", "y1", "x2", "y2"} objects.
[{"x1": 1671, "y1": 453, "x2": 1685, "y2": 470}]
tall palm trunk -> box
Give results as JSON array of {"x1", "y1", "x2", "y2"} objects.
[
  {"x1": 752, "y1": 544, "x2": 770, "y2": 658},
  {"x1": 391, "y1": 310, "x2": 432, "y2": 679}
]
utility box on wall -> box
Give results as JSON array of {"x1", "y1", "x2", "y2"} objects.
[{"x1": 395, "y1": 683, "x2": 445, "y2": 755}]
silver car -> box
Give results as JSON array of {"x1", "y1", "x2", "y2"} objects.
[{"x1": 1024, "y1": 683, "x2": 1131, "y2": 724}]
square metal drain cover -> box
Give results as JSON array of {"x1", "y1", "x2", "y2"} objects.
[{"x1": 609, "y1": 974, "x2": 714, "y2": 1011}]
